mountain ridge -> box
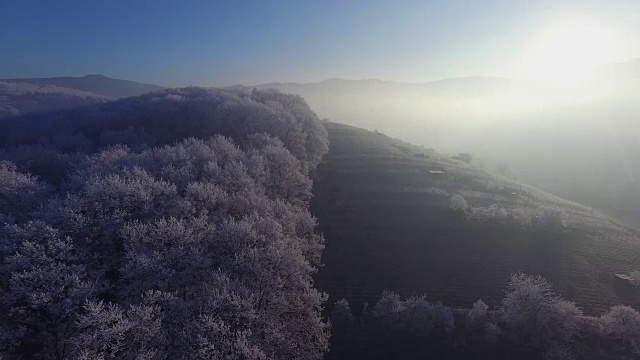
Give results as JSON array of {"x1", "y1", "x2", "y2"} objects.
[
  {"x1": 260, "y1": 75, "x2": 511, "y2": 88},
  {"x1": 1, "y1": 74, "x2": 164, "y2": 99}
]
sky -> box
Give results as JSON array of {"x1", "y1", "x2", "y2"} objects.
[{"x1": 2, "y1": 0, "x2": 640, "y2": 87}]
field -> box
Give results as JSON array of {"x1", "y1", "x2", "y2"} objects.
[{"x1": 311, "y1": 122, "x2": 640, "y2": 314}]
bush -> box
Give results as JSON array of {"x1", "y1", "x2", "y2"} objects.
[
  {"x1": 598, "y1": 305, "x2": 640, "y2": 356},
  {"x1": 450, "y1": 194, "x2": 469, "y2": 213},
  {"x1": 500, "y1": 273, "x2": 582, "y2": 350}
]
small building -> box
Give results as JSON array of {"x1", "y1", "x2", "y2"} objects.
[
  {"x1": 414, "y1": 153, "x2": 426, "y2": 158},
  {"x1": 429, "y1": 170, "x2": 445, "y2": 175}
]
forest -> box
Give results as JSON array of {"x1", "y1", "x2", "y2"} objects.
[
  {"x1": 0, "y1": 88, "x2": 639, "y2": 359},
  {"x1": 0, "y1": 88, "x2": 329, "y2": 359}
]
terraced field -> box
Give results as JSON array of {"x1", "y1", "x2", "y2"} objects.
[{"x1": 311, "y1": 122, "x2": 640, "y2": 314}]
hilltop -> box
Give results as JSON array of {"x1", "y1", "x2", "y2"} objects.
[
  {"x1": 312, "y1": 122, "x2": 640, "y2": 314},
  {"x1": 0, "y1": 75, "x2": 164, "y2": 117},
  {"x1": 0, "y1": 81, "x2": 112, "y2": 117},
  {"x1": 1, "y1": 74, "x2": 164, "y2": 99}
]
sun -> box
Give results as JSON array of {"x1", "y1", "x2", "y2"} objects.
[{"x1": 516, "y1": 20, "x2": 619, "y2": 84}]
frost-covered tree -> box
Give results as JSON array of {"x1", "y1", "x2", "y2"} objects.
[
  {"x1": 0, "y1": 222, "x2": 97, "y2": 359},
  {"x1": 328, "y1": 299, "x2": 358, "y2": 360},
  {"x1": 70, "y1": 299, "x2": 167, "y2": 360},
  {"x1": 61, "y1": 137, "x2": 327, "y2": 359},
  {"x1": 0, "y1": 88, "x2": 330, "y2": 359},
  {"x1": 449, "y1": 194, "x2": 469, "y2": 213},
  {"x1": 0, "y1": 87, "x2": 328, "y2": 171},
  {"x1": 500, "y1": 273, "x2": 582, "y2": 353},
  {"x1": 597, "y1": 305, "x2": 640, "y2": 356},
  {"x1": 0, "y1": 161, "x2": 51, "y2": 222}
]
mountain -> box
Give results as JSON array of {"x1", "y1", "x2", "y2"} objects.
[
  {"x1": 259, "y1": 76, "x2": 511, "y2": 99},
  {"x1": 0, "y1": 75, "x2": 165, "y2": 117},
  {"x1": 0, "y1": 81, "x2": 111, "y2": 117},
  {"x1": 1, "y1": 74, "x2": 164, "y2": 99},
  {"x1": 312, "y1": 122, "x2": 640, "y2": 314}
]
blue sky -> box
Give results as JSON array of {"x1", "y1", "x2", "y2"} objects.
[{"x1": 2, "y1": 0, "x2": 640, "y2": 86}]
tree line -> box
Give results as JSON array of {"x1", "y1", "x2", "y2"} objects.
[{"x1": 329, "y1": 273, "x2": 640, "y2": 360}]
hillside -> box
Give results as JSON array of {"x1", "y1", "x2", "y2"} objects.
[
  {"x1": 1, "y1": 88, "x2": 639, "y2": 359},
  {"x1": 2, "y1": 74, "x2": 164, "y2": 98},
  {"x1": 312, "y1": 122, "x2": 640, "y2": 314},
  {"x1": 258, "y1": 67, "x2": 640, "y2": 231},
  {"x1": 0, "y1": 81, "x2": 111, "y2": 117}
]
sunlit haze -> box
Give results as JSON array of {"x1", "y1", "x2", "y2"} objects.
[
  {"x1": 2, "y1": 0, "x2": 640, "y2": 86},
  {"x1": 514, "y1": 19, "x2": 623, "y2": 83}
]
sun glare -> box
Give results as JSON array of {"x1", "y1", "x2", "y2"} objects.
[{"x1": 517, "y1": 20, "x2": 619, "y2": 84}]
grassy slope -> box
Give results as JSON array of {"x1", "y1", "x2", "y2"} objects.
[{"x1": 311, "y1": 122, "x2": 640, "y2": 314}]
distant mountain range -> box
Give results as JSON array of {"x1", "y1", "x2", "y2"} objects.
[
  {"x1": 258, "y1": 76, "x2": 512, "y2": 98},
  {"x1": 2, "y1": 74, "x2": 164, "y2": 98},
  {"x1": 0, "y1": 73, "x2": 515, "y2": 118},
  {"x1": 5, "y1": 56, "x2": 636, "y2": 118},
  {"x1": 0, "y1": 75, "x2": 165, "y2": 117},
  {"x1": 259, "y1": 57, "x2": 640, "y2": 94}
]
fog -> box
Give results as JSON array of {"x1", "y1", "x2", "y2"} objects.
[{"x1": 261, "y1": 60, "x2": 640, "y2": 227}]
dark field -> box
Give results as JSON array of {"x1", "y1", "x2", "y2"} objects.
[{"x1": 312, "y1": 122, "x2": 640, "y2": 314}]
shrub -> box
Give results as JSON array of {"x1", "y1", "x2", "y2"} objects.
[
  {"x1": 450, "y1": 194, "x2": 469, "y2": 213},
  {"x1": 598, "y1": 305, "x2": 640, "y2": 356},
  {"x1": 331, "y1": 299, "x2": 355, "y2": 327},
  {"x1": 501, "y1": 273, "x2": 582, "y2": 351}
]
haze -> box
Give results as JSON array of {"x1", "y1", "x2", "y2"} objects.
[
  {"x1": 3, "y1": 0, "x2": 640, "y2": 85},
  {"x1": 3, "y1": 1, "x2": 640, "y2": 359}
]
